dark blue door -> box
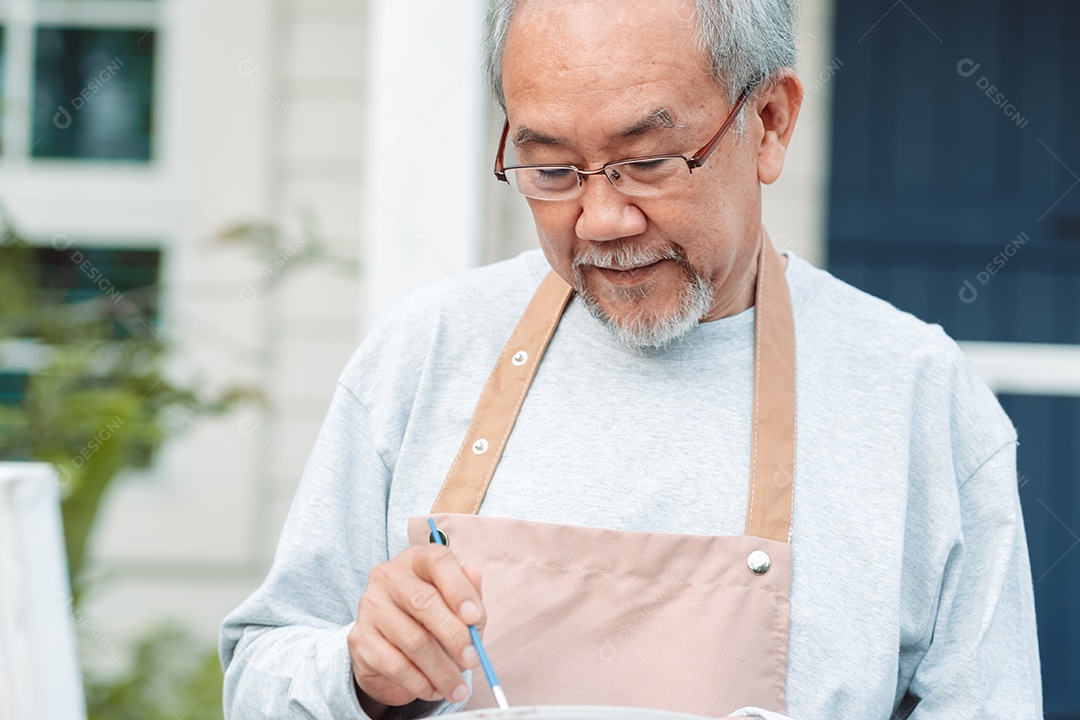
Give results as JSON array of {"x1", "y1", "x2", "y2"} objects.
[{"x1": 827, "y1": 0, "x2": 1080, "y2": 716}]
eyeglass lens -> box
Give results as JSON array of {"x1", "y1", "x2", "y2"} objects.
[{"x1": 505, "y1": 157, "x2": 689, "y2": 200}]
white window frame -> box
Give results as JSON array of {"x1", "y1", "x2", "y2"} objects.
[
  {"x1": 961, "y1": 342, "x2": 1080, "y2": 398},
  {"x1": 0, "y1": 0, "x2": 184, "y2": 246}
]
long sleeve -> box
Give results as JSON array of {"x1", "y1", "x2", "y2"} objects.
[
  {"x1": 219, "y1": 383, "x2": 469, "y2": 719},
  {"x1": 904, "y1": 440, "x2": 1042, "y2": 718}
]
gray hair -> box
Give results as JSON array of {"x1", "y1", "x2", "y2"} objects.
[{"x1": 483, "y1": 0, "x2": 798, "y2": 111}]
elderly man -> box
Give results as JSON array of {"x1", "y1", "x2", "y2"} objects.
[{"x1": 220, "y1": 0, "x2": 1042, "y2": 718}]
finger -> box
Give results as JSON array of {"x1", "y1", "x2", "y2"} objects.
[
  {"x1": 461, "y1": 564, "x2": 483, "y2": 599},
  {"x1": 379, "y1": 601, "x2": 472, "y2": 703},
  {"x1": 350, "y1": 624, "x2": 440, "y2": 705},
  {"x1": 460, "y1": 565, "x2": 485, "y2": 635},
  {"x1": 387, "y1": 570, "x2": 480, "y2": 671},
  {"x1": 413, "y1": 546, "x2": 485, "y2": 626}
]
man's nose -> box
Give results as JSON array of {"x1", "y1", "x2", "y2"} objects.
[{"x1": 574, "y1": 175, "x2": 648, "y2": 242}]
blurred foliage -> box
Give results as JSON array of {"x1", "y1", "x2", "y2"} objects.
[
  {"x1": 216, "y1": 204, "x2": 360, "y2": 287},
  {"x1": 0, "y1": 218, "x2": 258, "y2": 720},
  {"x1": 0, "y1": 210, "x2": 355, "y2": 718},
  {"x1": 84, "y1": 625, "x2": 225, "y2": 720},
  {"x1": 0, "y1": 222, "x2": 255, "y2": 599}
]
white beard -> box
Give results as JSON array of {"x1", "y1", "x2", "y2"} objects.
[{"x1": 570, "y1": 244, "x2": 716, "y2": 350}]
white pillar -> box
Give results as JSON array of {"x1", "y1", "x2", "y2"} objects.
[{"x1": 360, "y1": 0, "x2": 491, "y2": 329}]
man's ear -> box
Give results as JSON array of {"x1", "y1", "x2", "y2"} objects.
[{"x1": 754, "y1": 69, "x2": 804, "y2": 185}]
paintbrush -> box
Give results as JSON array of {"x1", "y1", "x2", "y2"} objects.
[{"x1": 427, "y1": 517, "x2": 509, "y2": 709}]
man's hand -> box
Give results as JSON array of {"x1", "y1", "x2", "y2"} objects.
[{"x1": 348, "y1": 544, "x2": 485, "y2": 716}]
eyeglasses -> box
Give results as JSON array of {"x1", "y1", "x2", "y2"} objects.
[{"x1": 493, "y1": 85, "x2": 753, "y2": 201}]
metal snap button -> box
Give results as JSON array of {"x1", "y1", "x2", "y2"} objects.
[
  {"x1": 472, "y1": 438, "x2": 488, "y2": 455},
  {"x1": 428, "y1": 529, "x2": 449, "y2": 546},
  {"x1": 747, "y1": 550, "x2": 771, "y2": 575},
  {"x1": 511, "y1": 350, "x2": 528, "y2": 366}
]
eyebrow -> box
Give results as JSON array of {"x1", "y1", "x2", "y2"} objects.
[
  {"x1": 511, "y1": 108, "x2": 681, "y2": 149},
  {"x1": 620, "y1": 108, "x2": 680, "y2": 138},
  {"x1": 512, "y1": 126, "x2": 561, "y2": 148}
]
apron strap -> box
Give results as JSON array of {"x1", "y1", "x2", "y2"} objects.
[
  {"x1": 432, "y1": 270, "x2": 574, "y2": 515},
  {"x1": 744, "y1": 230, "x2": 797, "y2": 543},
  {"x1": 433, "y1": 232, "x2": 797, "y2": 544}
]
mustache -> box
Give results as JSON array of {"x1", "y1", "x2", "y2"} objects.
[{"x1": 571, "y1": 243, "x2": 685, "y2": 271}]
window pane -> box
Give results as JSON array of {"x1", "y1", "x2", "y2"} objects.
[
  {"x1": 37, "y1": 245, "x2": 161, "y2": 310},
  {"x1": 32, "y1": 27, "x2": 156, "y2": 161},
  {"x1": 0, "y1": 374, "x2": 29, "y2": 408},
  {"x1": 0, "y1": 243, "x2": 162, "y2": 409}
]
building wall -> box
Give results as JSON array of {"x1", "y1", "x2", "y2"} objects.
[{"x1": 79, "y1": 0, "x2": 370, "y2": 670}]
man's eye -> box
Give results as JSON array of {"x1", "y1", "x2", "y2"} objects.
[
  {"x1": 630, "y1": 159, "x2": 670, "y2": 173},
  {"x1": 531, "y1": 168, "x2": 576, "y2": 187},
  {"x1": 616, "y1": 158, "x2": 681, "y2": 184},
  {"x1": 538, "y1": 167, "x2": 574, "y2": 178}
]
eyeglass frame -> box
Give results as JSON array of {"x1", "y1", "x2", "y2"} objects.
[{"x1": 492, "y1": 83, "x2": 756, "y2": 200}]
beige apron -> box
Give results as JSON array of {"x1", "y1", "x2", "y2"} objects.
[{"x1": 407, "y1": 231, "x2": 796, "y2": 717}]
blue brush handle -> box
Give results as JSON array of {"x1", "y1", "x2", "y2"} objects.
[
  {"x1": 469, "y1": 625, "x2": 501, "y2": 688},
  {"x1": 427, "y1": 518, "x2": 507, "y2": 705}
]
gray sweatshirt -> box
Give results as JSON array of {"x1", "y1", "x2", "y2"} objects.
[{"x1": 220, "y1": 248, "x2": 1042, "y2": 720}]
